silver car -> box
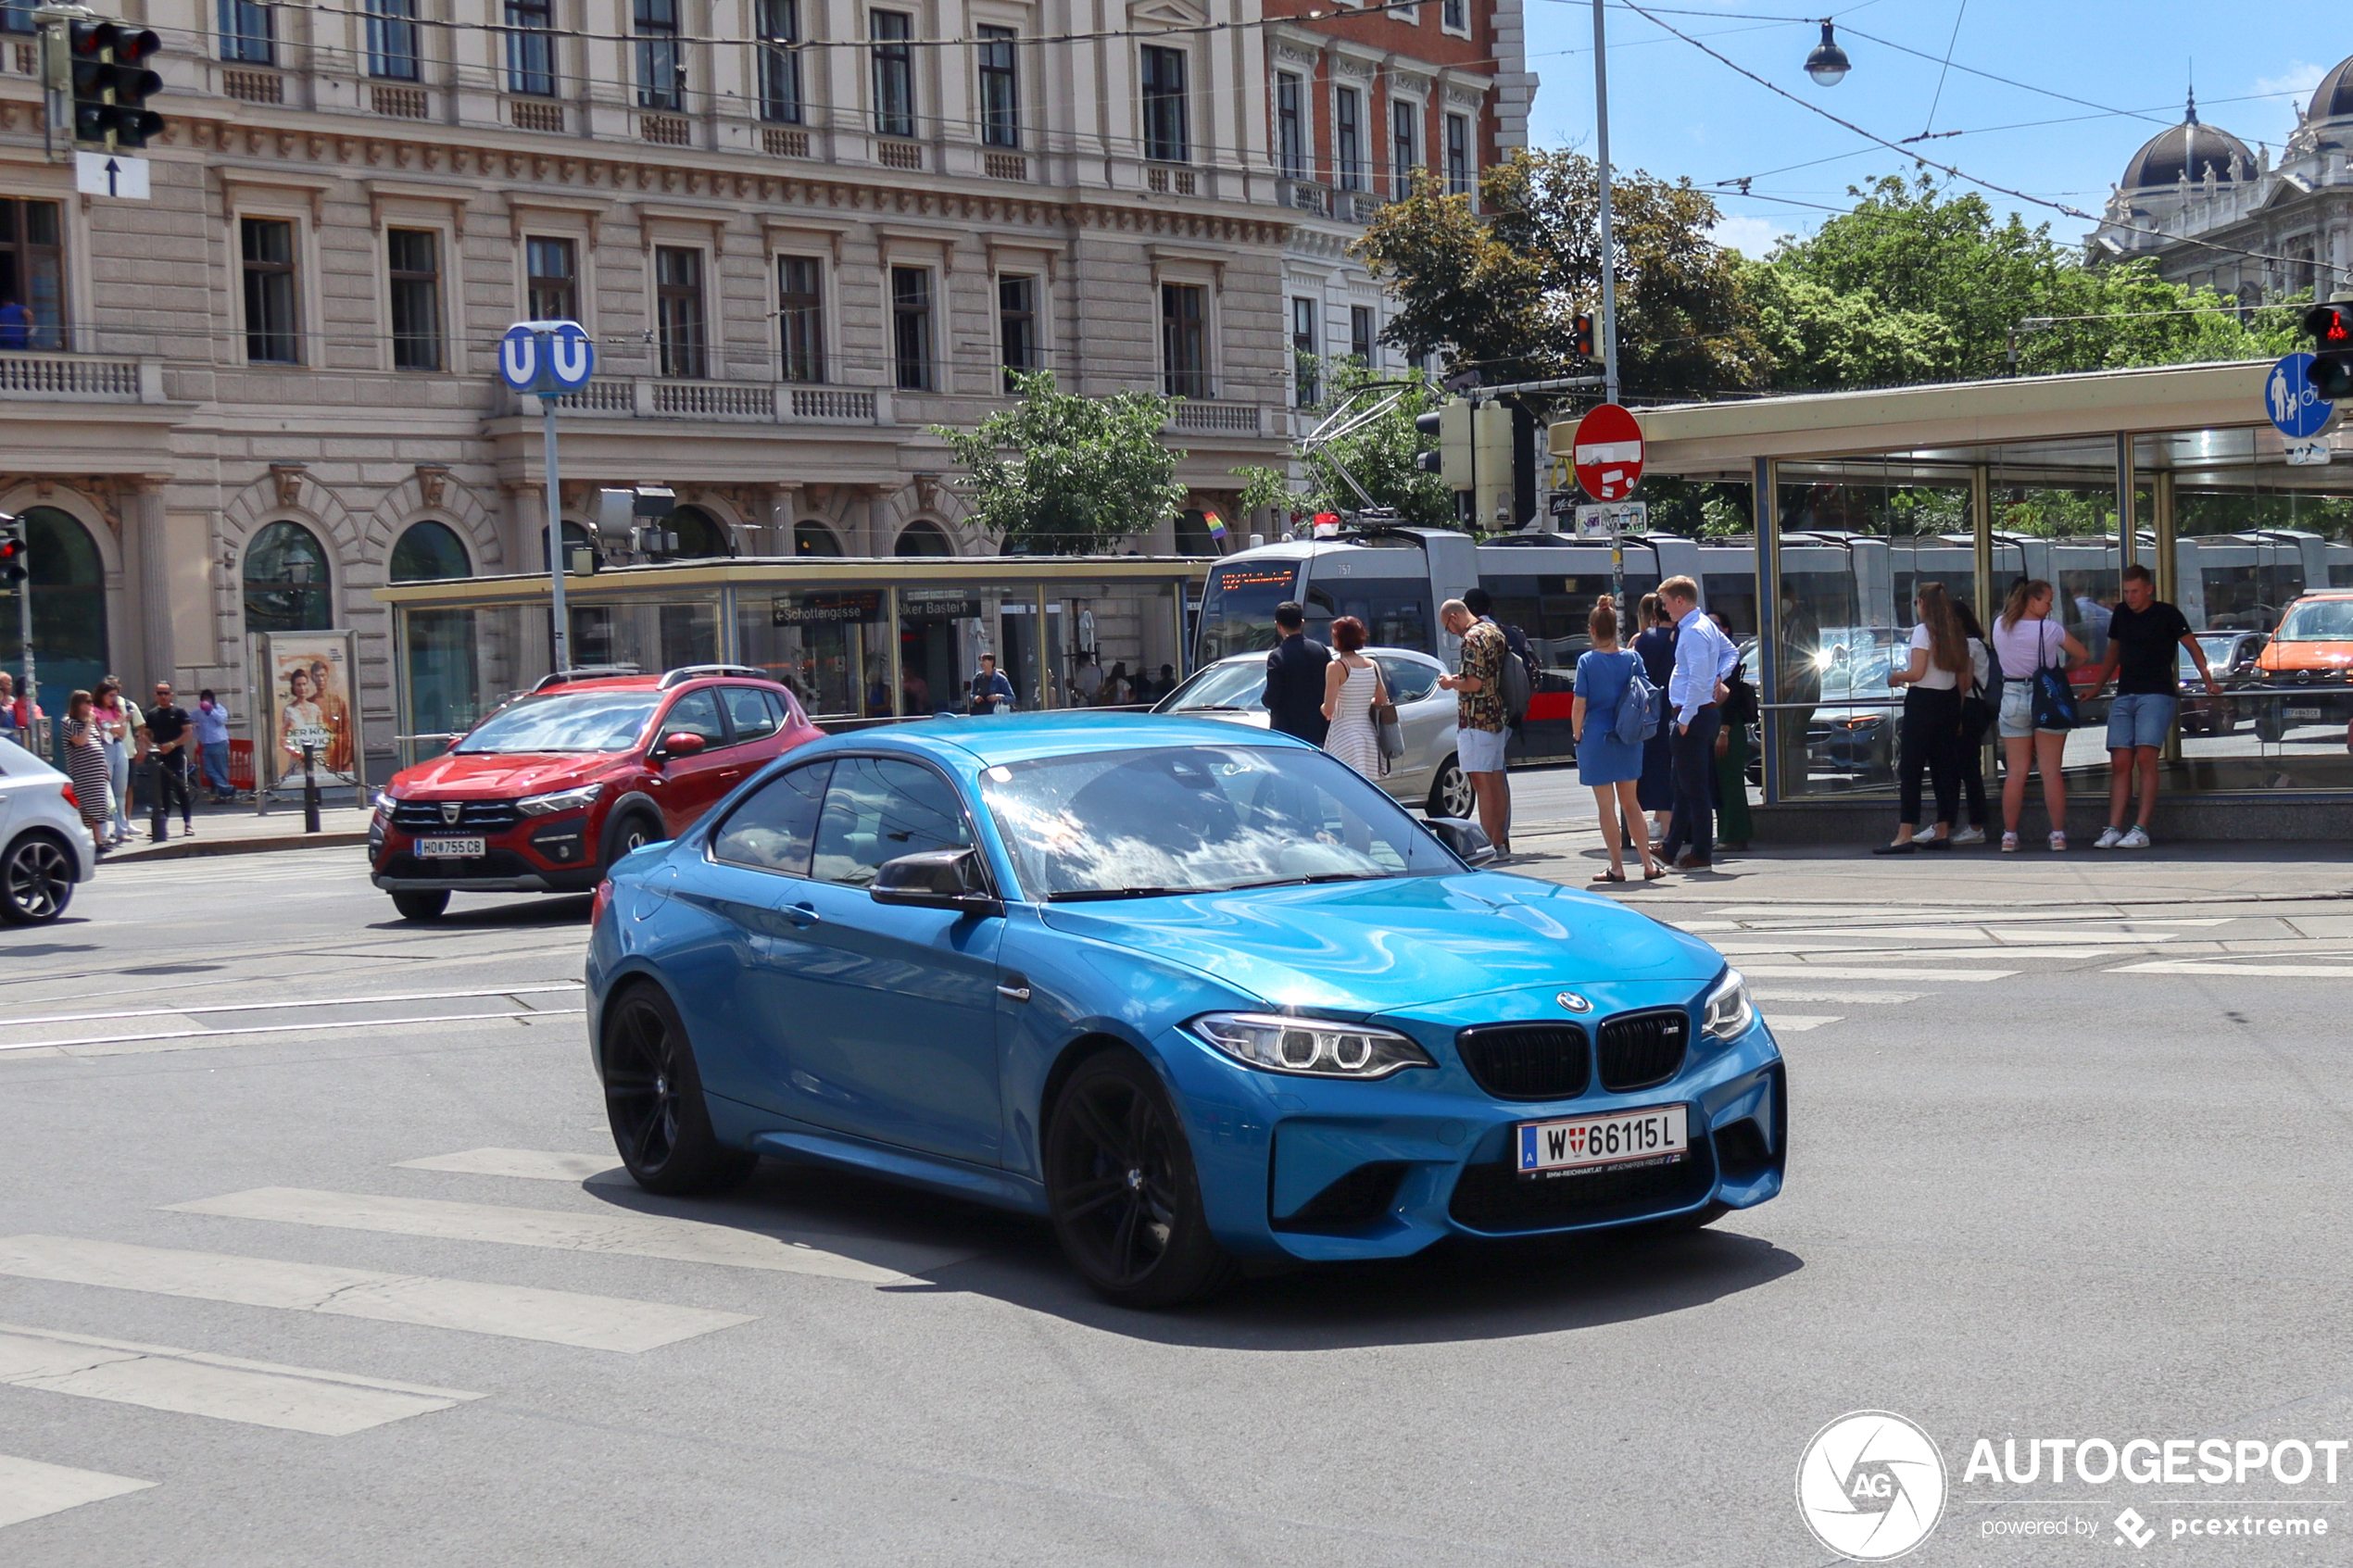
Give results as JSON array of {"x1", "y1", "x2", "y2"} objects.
[
  {"x1": 1151, "y1": 647, "x2": 1470, "y2": 818},
  {"x1": 0, "y1": 737, "x2": 94, "y2": 924}
]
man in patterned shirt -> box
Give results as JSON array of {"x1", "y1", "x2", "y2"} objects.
[{"x1": 1438, "y1": 598, "x2": 1511, "y2": 857}]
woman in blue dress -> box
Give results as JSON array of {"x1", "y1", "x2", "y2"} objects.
[
  {"x1": 1630, "y1": 593, "x2": 1679, "y2": 847},
  {"x1": 1573, "y1": 596, "x2": 1665, "y2": 883}
]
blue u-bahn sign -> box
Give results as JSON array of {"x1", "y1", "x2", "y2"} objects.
[{"x1": 498, "y1": 320, "x2": 595, "y2": 395}]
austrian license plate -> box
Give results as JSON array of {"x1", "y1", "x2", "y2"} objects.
[
  {"x1": 1516, "y1": 1105, "x2": 1688, "y2": 1176},
  {"x1": 2285, "y1": 707, "x2": 2326, "y2": 721},
  {"x1": 416, "y1": 837, "x2": 485, "y2": 859}
]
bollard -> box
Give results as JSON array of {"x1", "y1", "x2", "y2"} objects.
[{"x1": 302, "y1": 741, "x2": 321, "y2": 834}]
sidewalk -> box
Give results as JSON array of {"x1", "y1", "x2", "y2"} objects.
[{"x1": 101, "y1": 800, "x2": 373, "y2": 863}]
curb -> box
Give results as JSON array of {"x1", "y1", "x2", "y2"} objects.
[{"x1": 105, "y1": 830, "x2": 371, "y2": 864}]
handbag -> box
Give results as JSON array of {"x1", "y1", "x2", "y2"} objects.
[
  {"x1": 2030, "y1": 621, "x2": 2081, "y2": 730},
  {"x1": 1371, "y1": 697, "x2": 1404, "y2": 760}
]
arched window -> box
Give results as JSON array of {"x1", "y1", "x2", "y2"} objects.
[
  {"x1": 894, "y1": 520, "x2": 951, "y2": 557},
  {"x1": 389, "y1": 520, "x2": 472, "y2": 583},
  {"x1": 793, "y1": 520, "x2": 842, "y2": 557},
  {"x1": 244, "y1": 521, "x2": 333, "y2": 633},
  {"x1": 2, "y1": 506, "x2": 108, "y2": 705},
  {"x1": 1175, "y1": 509, "x2": 1215, "y2": 556},
  {"x1": 669, "y1": 504, "x2": 734, "y2": 559}
]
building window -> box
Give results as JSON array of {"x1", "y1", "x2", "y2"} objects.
[
  {"x1": 0, "y1": 1, "x2": 31, "y2": 32},
  {"x1": 635, "y1": 0, "x2": 681, "y2": 110},
  {"x1": 365, "y1": 0, "x2": 420, "y2": 79},
  {"x1": 506, "y1": 0, "x2": 555, "y2": 94},
  {"x1": 387, "y1": 229, "x2": 442, "y2": 371},
  {"x1": 219, "y1": 0, "x2": 273, "y2": 62},
  {"x1": 525, "y1": 237, "x2": 577, "y2": 320},
  {"x1": 655, "y1": 246, "x2": 706, "y2": 378},
  {"x1": 390, "y1": 520, "x2": 472, "y2": 583},
  {"x1": 240, "y1": 216, "x2": 299, "y2": 364},
  {"x1": 1290, "y1": 296, "x2": 1319, "y2": 408},
  {"x1": 891, "y1": 265, "x2": 932, "y2": 391},
  {"x1": 977, "y1": 25, "x2": 1018, "y2": 148},
  {"x1": 1140, "y1": 45, "x2": 1188, "y2": 164},
  {"x1": 1162, "y1": 282, "x2": 1206, "y2": 399},
  {"x1": 1445, "y1": 112, "x2": 1470, "y2": 196},
  {"x1": 777, "y1": 256, "x2": 824, "y2": 383},
  {"x1": 1350, "y1": 304, "x2": 1375, "y2": 364},
  {"x1": 895, "y1": 521, "x2": 951, "y2": 557},
  {"x1": 998, "y1": 274, "x2": 1037, "y2": 389},
  {"x1": 1441, "y1": 0, "x2": 1465, "y2": 29},
  {"x1": 1391, "y1": 98, "x2": 1418, "y2": 197},
  {"x1": 1276, "y1": 71, "x2": 1304, "y2": 181},
  {"x1": 243, "y1": 521, "x2": 333, "y2": 633},
  {"x1": 872, "y1": 10, "x2": 913, "y2": 138},
  {"x1": 1336, "y1": 87, "x2": 1363, "y2": 191},
  {"x1": 0, "y1": 198, "x2": 64, "y2": 352},
  {"x1": 758, "y1": 0, "x2": 803, "y2": 123}
]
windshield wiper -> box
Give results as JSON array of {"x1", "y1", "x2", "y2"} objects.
[
  {"x1": 1047, "y1": 886, "x2": 1196, "y2": 902},
  {"x1": 1179, "y1": 704, "x2": 1251, "y2": 712},
  {"x1": 1226, "y1": 871, "x2": 1389, "y2": 891}
]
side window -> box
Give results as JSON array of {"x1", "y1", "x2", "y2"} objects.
[
  {"x1": 710, "y1": 762, "x2": 830, "y2": 876},
  {"x1": 1375, "y1": 656, "x2": 1438, "y2": 703},
  {"x1": 722, "y1": 685, "x2": 779, "y2": 743},
  {"x1": 812, "y1": 757, "x2": 974, "y2": 886},
  {"x1": 659, "y1": 687, "x2": 727, "y2": 745},
  {"x1": 763, "y1": 689, "x2": 798, "y2": 730}
]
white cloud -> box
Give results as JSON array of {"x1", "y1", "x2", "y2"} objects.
[
  {"x1": 2255, "y1": 61, "x2": 2327, "y2": 100},
  {"x1": 1708, "y1": 214, "x2": 1793, "y2": 257}
]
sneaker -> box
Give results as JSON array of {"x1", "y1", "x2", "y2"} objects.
[
  {"x1": 2118, "y1": 825, "x2": 2151, "y2": 849},
  {"x1": 2049, "y1": 831, "x2": 2067, "y2": 852},
  {"x1": 1951, "y1": 826, "x2": 1986, "y2": 846},
  {"x1": 2000, "y1": 832, "x2": 2020, "y2": 852},
  {"x1": 2093, "y1": 825, "x2": 2124, "y2": 849}
]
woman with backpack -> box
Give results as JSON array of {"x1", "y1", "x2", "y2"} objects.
[
  {"x1": 1631, "y1": 593, "x2": 1679, "y2": 848},
  {"x1": 1571, "y1": 596, "x2": 1665, "y2": 882},
  {"x1": 1992, "y1": 577, "x2": 2090, "y2": 852},
  {"x1": 1874, "y1": 582, "x2": 1974, "y2": 854}
]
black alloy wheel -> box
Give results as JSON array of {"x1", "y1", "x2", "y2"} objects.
[
  {"x1": 598, "y1": 806, "x2": 664, "y2": 875},
  {"x1": 0, "y1": 833, "x2": 74, "y2": 925},
  {"x1": 1045, "y1": 1050, "x2": 1237, "y2": 1308},
  {"x1": 601, "y1": 984, "x2": 755, "y2": 1196}
]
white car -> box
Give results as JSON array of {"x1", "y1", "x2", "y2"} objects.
[
  {"x1": 0, "y1": 736, "x2": 94, "y2": 924},
  {"x1": 1152, "y1": 646, "x2": 1471, "y2": 818}
]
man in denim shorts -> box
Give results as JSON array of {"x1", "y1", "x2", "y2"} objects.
[{"x1": 2093, "y1": 563, "x2": 2219, "y2": 849}]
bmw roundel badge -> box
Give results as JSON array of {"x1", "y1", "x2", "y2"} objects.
[{"x1": 1555, "y1": 991, "x2": 1592, "y2": 1013}]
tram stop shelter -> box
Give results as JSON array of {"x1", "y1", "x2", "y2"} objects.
[
  {"x1": 374, "y1": 555, "x2": 1201, "y2": 769},
  {"x1": 1557, "y1": 359, "x2": 2353, "y2": 843}
]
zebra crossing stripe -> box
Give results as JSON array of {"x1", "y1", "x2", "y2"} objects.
[
  {"x1": 394, "y1": 1148, "x2": 625, "y2": 1184},
  {"x1": 0, "y1": 1453, "x2": 155, "y2": 1530}
]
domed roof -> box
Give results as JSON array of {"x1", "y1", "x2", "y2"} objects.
[
  {"x1": 2313, "y1": 56, "x2": 2353, "y2": 122},
  {"x1": 2120, "y1": 94, "x2": 2252, "y2": 188}
]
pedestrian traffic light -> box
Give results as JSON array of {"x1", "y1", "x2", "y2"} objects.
[
  {"x1": 0, "y1": 514, "x2": 26, "y2": 585},
  {"x1": 68, "y1": 20, "x2": 165, "y2": 151},
  {"x1": 2304, "y1": 301, "x2": 2353, "y2": 401},
  {"x1": 1572, "y1": 313, "x2": 1596, "y2": 358}
]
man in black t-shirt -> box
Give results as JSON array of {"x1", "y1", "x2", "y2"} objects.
[
  {"x1": 139, "y1": 683, "x2": 196, "y2": 841},
  {"x1": 2092, "y1": 564, "x2": 2218, "y2": 849}
]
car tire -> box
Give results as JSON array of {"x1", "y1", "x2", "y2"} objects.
[
  {"x1": 1045, "y1": 1048, "x2": 1239, "y2": 1309},
  {"x1": 0, "y1": 831, "x2": 75, "y2": 925},
  {"x1": 391, "y1": 889, "x2": 449, "y2": 922},
  {"x1": 601, "y1": 983, "x2": 757, "y2": 1197},
  {"x1": 598, "y1": 802, "x2": 666, "y2": 875},
  {"x1": 1427, "y1": 756, "x2": 1474, "y2": 820}
]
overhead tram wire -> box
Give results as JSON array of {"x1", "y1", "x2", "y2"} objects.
[
  {"x1": 1617, "y1": 0, "x2": 2326, "y2": 276},
  {"x1": 1916, "y1": 0, "x2": 1966, "y2": 140}
]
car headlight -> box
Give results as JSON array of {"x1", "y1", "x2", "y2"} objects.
[
  {"x1": 1189, "y1": 1012, "x2": 1435, "y2": 1079},
  {"x1": 518, "y1": 784, "x2": 602, "y2": 816},
  {"x1": 1700, "y1": 968, "x2": 1755, "y2": 1041},
  {"x1": 371, "y1": 790, "x2": 396, "y2": 817}
]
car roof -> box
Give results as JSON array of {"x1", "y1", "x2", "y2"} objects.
[
  {"x1": 524, "y1": 673, "x2": 789, "y2": 696},
  {"x1": 1198, "y1": 645, "x2": 1438, "y2": 669},
  {"x1": 812, "y1": 712, "x2": 1319, "y2": 769}
]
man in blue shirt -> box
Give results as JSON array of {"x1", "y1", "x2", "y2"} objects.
[
  {"x1": 970, "y1": 654, "x2": 1016, "y2": 714},
  {"x1": 1658, "y1": 576, "x2": 1737, "y2": 870}
]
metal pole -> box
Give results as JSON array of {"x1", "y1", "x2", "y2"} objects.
[
  {"x1": 301, "y1": 740, "x2": 321, "y2": 833},
  {"x1": 1591, "y1": 0, "x2": 1621, "y2": 409},
  {"x1": 542, "y1": 374, "x2": 570, "y2": 677},
  {"x1": 16, "y1": 531, "x2": 34, "y2": 755}
]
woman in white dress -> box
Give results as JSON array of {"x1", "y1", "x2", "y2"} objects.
[{"x1": 1319, "y1": 615, "x2": 1390, "y2": 780}]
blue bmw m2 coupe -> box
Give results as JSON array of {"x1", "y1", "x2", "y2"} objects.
[{"x1": 585, "y1": 714, "x2": 1785, "y2": 1306}]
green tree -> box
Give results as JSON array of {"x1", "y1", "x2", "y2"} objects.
[
  {"x1": 932, "y1": 370, "x2": 1189, "y2": 553},
  {"x1": 1355, "y1": 152, "x2": 1765, "y2": 398},
  {"x1": 1232, "y1": 360, "x2": 1455, "y2": 529}
]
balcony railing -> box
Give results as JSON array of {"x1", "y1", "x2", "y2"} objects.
[
  {"x1": 1167, "y1": 400, "x2": 1265, "y2": 436},
  {"x1": 538, "y1": 376, "x2": 887, "y2": 425},
  {"x1": 1280, "y1": 180, "x2": 1384, "y2": 224},
  {"x1": 0, "y1": 352, "x2": 160, "y2": 404}
]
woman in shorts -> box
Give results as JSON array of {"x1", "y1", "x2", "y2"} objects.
[{"x1": 1991, "y1": 578, "x2": 2089, "y2": 852}]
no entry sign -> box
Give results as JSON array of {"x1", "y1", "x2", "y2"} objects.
[{"x1": 1573, "y1": 404, "x2": 1645, "y2": 501}]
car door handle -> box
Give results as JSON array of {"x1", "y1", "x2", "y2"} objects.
[
  {"x1": 996, "y1": 973, "x2": 1032, "y2": 1003},
  {"x1": 783, "y1": 903, "x2": 819, "y2": 927}
]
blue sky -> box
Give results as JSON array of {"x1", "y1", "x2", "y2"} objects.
[{"x1": 1518, "y1": 0, "x2": 2343, "y2": 257}]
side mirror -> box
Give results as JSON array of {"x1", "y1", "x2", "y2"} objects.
[
  {"x1": 1425, "y1": 816, "x2": 1496, "y2": 867},
  {"x1": 657, "y1": 731, "x2": 706, "y2": 761},
  {"x1": 871, "y1": 847, "x2": 1001, "y2": 915}
]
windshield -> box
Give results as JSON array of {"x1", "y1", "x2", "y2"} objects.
[
  {"x1": 1157, "y1": 660, "x2": 1267, "y2": 712},
  {"x1": 2275, "y1": 600, "x2": 2353, "y2": 643},
  {"x1": 980, "y1": 744, "x2": 1461, "y2": 900},
  {"x1": 456, "y1": 691, "x2": 661, "y2": 754},
  {"x1": 1199, "y1": 562, "x2": 1302, "y2": 661}
]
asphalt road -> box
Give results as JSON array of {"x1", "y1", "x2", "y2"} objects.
[{"x1": 7, "y1": 836, "x2": 2353, "y2": 1566}]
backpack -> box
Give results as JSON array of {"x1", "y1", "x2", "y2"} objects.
[
  {"x1": 1491, "y1": 626, "x2": 1533, "y2": 721},
  {"x1": 1614, "y1": 659, "x2": 1662, "y2": 746}
]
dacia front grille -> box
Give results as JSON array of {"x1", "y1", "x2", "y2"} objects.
[{"x1": 391, "y1": 800, "x2": 523, "y2": 833}]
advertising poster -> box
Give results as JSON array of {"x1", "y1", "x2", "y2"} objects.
[{"x1": 262, "y1": 632, "x2": 358, "y2": 787}]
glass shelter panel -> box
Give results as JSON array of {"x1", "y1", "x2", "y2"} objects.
[
  {"x1": 738, "y1": 589, "x2": 891, "y2": 720},
  {"x1": 1044, "y1": 581, "x2": 1183, "y2": 709}
]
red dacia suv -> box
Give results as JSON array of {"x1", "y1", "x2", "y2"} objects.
[{"x1": 370, "y1": 664, "x2": 820, "y2": 921}]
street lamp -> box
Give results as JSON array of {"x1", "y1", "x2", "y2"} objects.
[{"x1": 1805, "y1": 20, "x2": 1851, "y2": 87}]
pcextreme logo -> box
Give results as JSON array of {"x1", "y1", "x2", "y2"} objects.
[{"x1": 1797, "y1": 1411, "x2": 1949, "y2": 1562}]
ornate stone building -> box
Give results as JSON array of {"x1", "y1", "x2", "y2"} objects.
[{"x1": 0, "y1": 0, "x2": 1316, "y2": 774}]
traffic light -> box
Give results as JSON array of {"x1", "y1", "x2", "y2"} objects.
[
  {"x1": 69, "y1": 20, "x2": 165, "y2": 151},
  {"x1": 2305, "y1": 301, "x2": 2353, "y2": 401},
  {"x1": 1414, "y1": 408, "x2": 1444, "y2": 476},
  {"x1": 0, "y1": 514, "x2": 26, "y2": 585},
  {"x1": 1572, "y1": 313, "x2": 1596, "y2": 358},
  {"x1": 1410, "y1": 400, "x2": 1512, "y2": 526}
]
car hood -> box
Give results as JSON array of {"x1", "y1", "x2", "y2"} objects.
[
  {"x1": 1158, "y1": 707, "x2": 1272, "y2": 729},
  {"x1": 388, "y1": 751, "x2": 623, "y2": 798},
  {"x1": 2258, "y1": 645, "x2": 2353, "y2": 673},
  {"x1": 1038, "y1": 872, "x2": 1722, "y2": 1012}
]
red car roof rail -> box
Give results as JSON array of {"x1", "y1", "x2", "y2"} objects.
[
  {"x1": 531, "y1": 665, "x2": 643, "y2": 693},
  {"x1": 657, "y1": 664, "x2": 771, "y2": 689}
]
